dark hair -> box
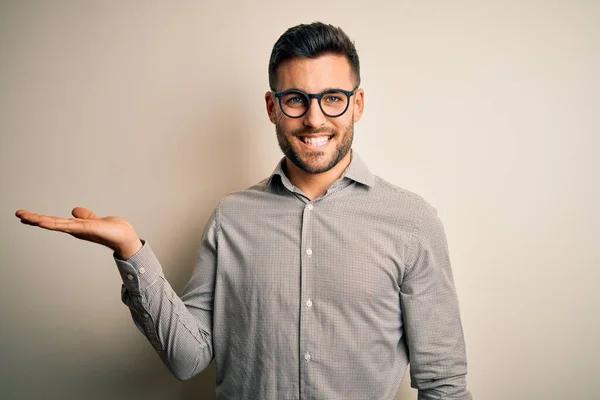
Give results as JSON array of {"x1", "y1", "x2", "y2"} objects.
[{"x1": 268, "y1": 22, "x2": 360, "y2": 90}]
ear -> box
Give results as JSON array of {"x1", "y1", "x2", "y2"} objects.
[
  {"x1": 352, "y1": 88, "x2": 364, "y2": 123},
  {"x1": 265, "y1": 91, "x2": 277, "y2": 124}
]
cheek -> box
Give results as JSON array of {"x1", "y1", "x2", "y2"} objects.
[
  {"x1": 333, "y1": 117, "x2": 352, "y2": 134},
  {"x1": 276, "y1": 113, "x2": 304, "y2": 132},
  {"x1": 275, "y1": 111, "x2": 286, "y2": 125}
]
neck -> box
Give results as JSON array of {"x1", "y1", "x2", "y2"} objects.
[{"x1": 285, "y1": 151, "x2": 352, "y2": 200}]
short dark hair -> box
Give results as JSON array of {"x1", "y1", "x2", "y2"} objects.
[{"x1": 268, "y1": 22, "x2": 360, "y2": 90}]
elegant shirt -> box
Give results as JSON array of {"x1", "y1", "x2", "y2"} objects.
[{"x1": 115, "y1": 153, "x2": 472, "y2": 400}]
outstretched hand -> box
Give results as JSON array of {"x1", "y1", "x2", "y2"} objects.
[{"x1": 15, "y1": 207, "x2": 142, "y2": 259}]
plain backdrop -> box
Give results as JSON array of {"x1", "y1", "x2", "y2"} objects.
[{"x1": 1, "y1": 1, "x2": 598, "y2": 399}]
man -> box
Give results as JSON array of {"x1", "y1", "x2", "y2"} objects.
[{"x1": 16, "y1": 22, "x2": 472, "y2": 400}]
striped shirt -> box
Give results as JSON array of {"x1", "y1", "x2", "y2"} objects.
[{"x1": 115, "y1": 152, "x2": 471, "y2": 400}]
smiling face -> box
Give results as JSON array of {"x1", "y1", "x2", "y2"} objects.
[{"x1": 266, "y1": 54, "x2": 364, "y2": 175}]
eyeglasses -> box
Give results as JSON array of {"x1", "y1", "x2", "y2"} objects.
[{"x1": 272, "y1": 86, "x2": 359, "y2": 118}]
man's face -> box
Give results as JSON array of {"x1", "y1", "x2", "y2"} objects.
[{"x1": 265, "y1": 55, "x2": 364, "y2": 174}]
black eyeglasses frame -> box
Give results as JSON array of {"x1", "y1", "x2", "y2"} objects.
[{"x1": 272, "y1": 86, "x2": 359, "y2": 118}]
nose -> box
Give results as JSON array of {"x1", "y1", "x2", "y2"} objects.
[{"x1": 303, "y1": 98, "x2": 326, "y2": 128}]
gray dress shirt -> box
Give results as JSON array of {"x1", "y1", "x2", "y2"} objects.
[{"x1": 115, "y1": 152, "x2": 472, "y2": 400}]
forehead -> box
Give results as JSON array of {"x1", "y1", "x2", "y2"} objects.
[{"x1": 276, "y1": 54, "x2": 354, "y2": 92}]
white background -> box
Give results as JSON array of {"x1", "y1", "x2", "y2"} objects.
[{"x1": 1, "y1": 1, "x2": 598, "y2": 399}]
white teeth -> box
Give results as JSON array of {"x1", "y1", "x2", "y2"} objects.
[{"x1": 303, "y1": 136, "x2": 330, "y2": 147}]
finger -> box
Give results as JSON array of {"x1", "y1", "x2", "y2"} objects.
[
  {"x1": 15, "y1": 211, "x2": 58, "y2": 225},
  {"x1": 16, "y1": 210, "x2": 101, "y2": 238},
  {"x1": 17, "y1": 212, "x2": 79, "y2": 231},
  {"x1": 71, "y1": 207, "x2": 99, "y2": 220},
  {"x1": 20, "y1": 218, "x2": 40, "y2": 226},
  {"x1": 15, "y1": 209, "x2": 32, "y2": 218},
  {"x1": 37, "y1": 217, "x2": 90, "y2": 234}
]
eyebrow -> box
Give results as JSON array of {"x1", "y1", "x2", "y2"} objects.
[{"x1": 278, "y1": 87, "x2": 348, "y2": 93}]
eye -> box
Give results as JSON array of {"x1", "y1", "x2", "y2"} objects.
[
  {"x1": 283, "y1": 93, "x2": 306, "y2": 107},
  {"x1": 323, "y1": 93, "x2": 344, "y2": 103},
  {"x1": 288, "y1": 96, "x2": 305, "y2": 104}
]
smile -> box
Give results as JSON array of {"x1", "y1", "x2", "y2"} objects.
[{"x1": 298, "y1": 135, "x2": 333, "y2": 147}]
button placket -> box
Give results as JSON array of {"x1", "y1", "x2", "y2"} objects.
[{"x1": 299, "y1": 200, "x2": 315, "y2": 383}]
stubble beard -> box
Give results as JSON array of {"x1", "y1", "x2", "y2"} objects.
[{"x1": 275, "y1": 121, "x2": 354, "y2": 174}]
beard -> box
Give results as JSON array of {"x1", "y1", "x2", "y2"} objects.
[{"x1": 275, "y1": 120, "x2": 354, "y2": 174}]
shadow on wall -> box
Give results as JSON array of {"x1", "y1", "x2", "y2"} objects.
[{"x1": 118, "y1": 105, "x2": 249, "y2": 400}]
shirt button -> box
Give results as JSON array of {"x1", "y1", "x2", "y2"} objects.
[
  {"x1": 304, "y1": 352, "x2": 311, "y2": 362},
  {"x1": 306, "y1": 248, "x2": 312, "y2": 256},
  {"x1": 139, "y1": 267, "x2": 146, "y2": 274},
  {"x1": 127, "y1": 274, "x2": 134, "y2": 280},
  {"x1": 306, "y1": 299, "x2": 312, "y2": 308},
  {"x1": 307, "y1": 204, "x2": 314, "y2": 210}
]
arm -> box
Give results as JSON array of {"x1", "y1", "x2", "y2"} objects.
[
  {"x1": 400, "y1": 203, "x2": 472, "y2": 400},
  {"x1": 116, "y1": 210, "x2": 218, "y2": 380},
  {"x1": 15, "y1": 206, "x2": 217, "y2": 380}
]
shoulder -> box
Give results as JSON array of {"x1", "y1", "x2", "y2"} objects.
[
  {"x1": 213, "y1": 178, "x2": 278, "y2": 215},
  {"x1": 369, "y1": 174, "x2": 437, "y2": 221}
]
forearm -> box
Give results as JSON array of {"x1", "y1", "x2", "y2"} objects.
[
  {"x1": 409, "y1": 311, "x2": 472, "y2": 400},
  {"x1": 407, "y1": 288, "x2": 471, "y2": 400},
  {"x1": 116, "y1": 242, "x2": 213, "y2": 380},
  {"x1": 415, "y1": 375, "x2": 472, "y2": 400}
]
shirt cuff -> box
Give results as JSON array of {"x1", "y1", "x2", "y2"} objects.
[{"x1": 114, "y1": 240, "x2": 163, "y2": 294}]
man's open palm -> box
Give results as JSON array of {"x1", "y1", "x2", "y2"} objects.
[{"x1": 15, "y1": 207, "x2": 142, "y2": 259}]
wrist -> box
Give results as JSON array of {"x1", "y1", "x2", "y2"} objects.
[{"x1": 116, "y1": 238, "x2": 143, "y2": 260}]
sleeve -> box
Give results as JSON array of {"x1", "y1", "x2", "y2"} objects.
[
  {"x1": 114, "y1": 208, "x2": 219, "y2": 380},
  {"x1": 400, "y1": 203, "x2": 473, "y2": 400}
]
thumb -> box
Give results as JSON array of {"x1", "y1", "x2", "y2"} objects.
[{"x1": 71, "y1": 207, "x2": 100, "y2": 220}]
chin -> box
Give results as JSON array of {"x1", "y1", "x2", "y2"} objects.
[{"x1": 292, "y1": 152, "x2": 344, "y2": 174}]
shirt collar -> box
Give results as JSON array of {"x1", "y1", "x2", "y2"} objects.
[{"x1": 268, "y1": 151, "x2": 375, "y2": 191}]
